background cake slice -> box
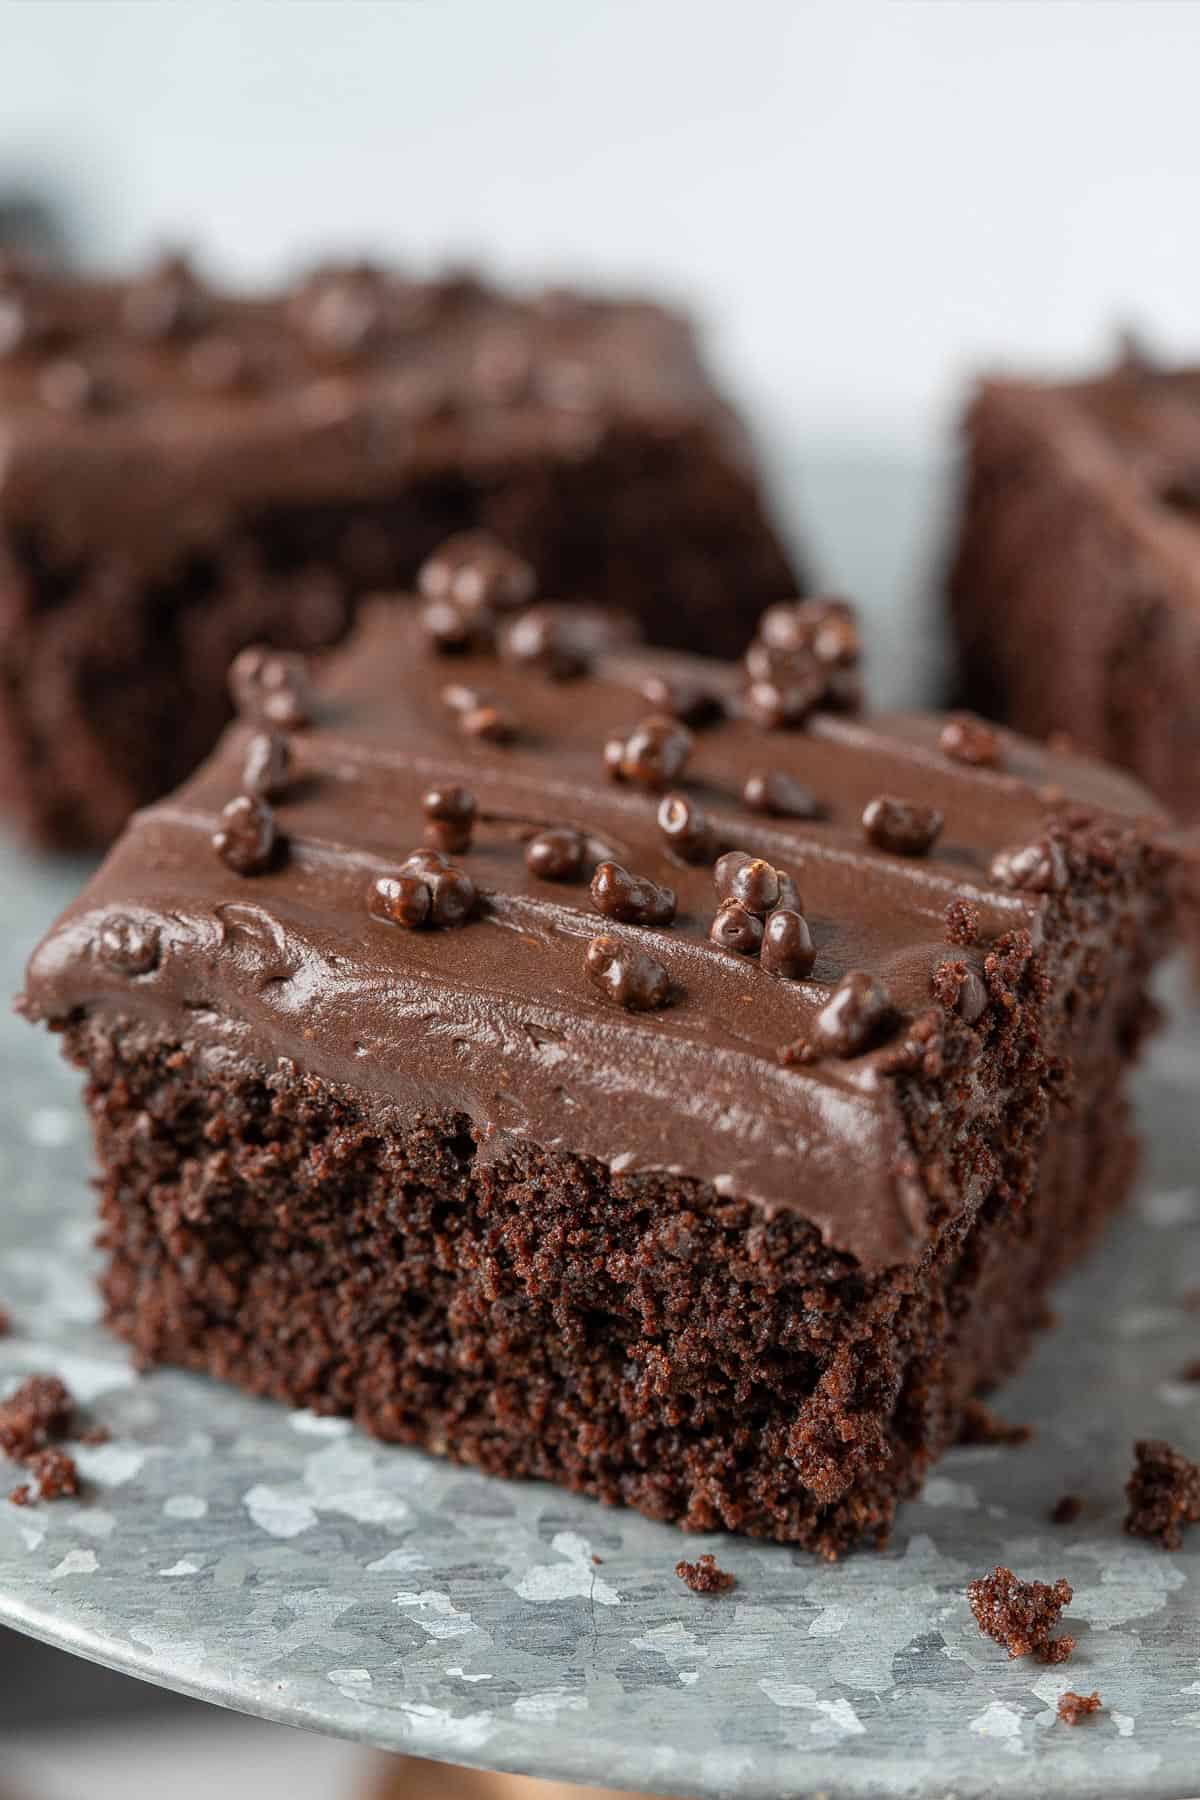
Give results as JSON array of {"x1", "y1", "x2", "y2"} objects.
[
  {"x1": 949, "y1": 348, "x2": 1200, "y2": 827},
  {"x1": 20, "y1": 547, "x2": 1177, "y2": 1555},
  {"x1": 0, "y1": 252, "x2": 797, "y2": 848}
]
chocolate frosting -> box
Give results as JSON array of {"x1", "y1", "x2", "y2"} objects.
[
  {"x1": 0, "y1": 259, "x2": 741, "y2": 571},
  {"x1": 23, "y1": 606, "x2": 1166, "y2": 1272}
]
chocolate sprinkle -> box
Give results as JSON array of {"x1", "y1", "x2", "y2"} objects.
[
  {"x1": 657, "y1": 792, "x2": 715, "y2": 864},
  {"x1": 418, "y1": 531, "x2": 535, "y2": 616},
  {"x1": 760, "y1": 908, "x2": 815, "y2": 979},
  {"x1": 525, "y1": 827, "x2": 586, "y2": 882},
  {"x1": 241, "y1": 730, "x2": 291, "y2": 800},
  {"x1": 212, "y1": 794, "x2": 278, "y2": 876},
  {"x1": 501, "y1": 605, "x2": 590, "y2": 681},
  {"x1": 228, "y1": 646, "x2": 314, "y2": 730},
  {"x1": 604, "y1": 715, "x2": 693, "y2": 789},
  {"x1": 585, "y1": 934, "x2": 671, "y2": 1010},
  {"x1": 368, "y1": 873, "x2": 431, "y2": 929},
  {"x1": 422, "y1": 784, "x2": 477, "y2": 855},
  {"x1": 638, "y1": 675, "x2": 724, "y2": 728},
  {"x1": 590, "y1": 861, "x2": 676, "y2": 927},
  {"x1": 709, "y1": 900, "x2": 764, "y2": 955},
  {"x1": 811, "y1": 971, "x2": 894, "y2": 1058},
  {"x1": 862, "y1": 795, "x2": 943, "y2": 857},
  {"x1": 991, "y1": 836, "x2": 1070, "y2": 893},
  {"x1": 713, "y1": 851, "x2": 799, "y2": 918},
  {"x1": 742, "y1": 769, "x2": 821, "y2": 818},
  {"x1": 941, "y1": 712, "x2": 1001, "y2": 768},
  {"x1": 96, "y1": 913, "x2": 160, "y2": 976}
]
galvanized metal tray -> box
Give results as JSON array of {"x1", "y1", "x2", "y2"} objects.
[{"x1": 2, "y1": 838, "x2": 1198, "y2": 1800}]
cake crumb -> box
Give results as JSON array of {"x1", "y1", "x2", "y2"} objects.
[
  {"x1": 591, "y1": 1554, "x2": 603, "y2": 1565},
  {"x1": 77, "y1": 1423, "x2": 111, "y2": 1446},
  {"x1": 0, "y1": 1374, "x2": 74, "y2": 1461},
  {"x1": 0, "y1": 1305, "x2": 10, "y2": 1338},
  {"x1": 966, "y1": 1565, "x2": 1074, "y2": 1663},
  {"x1": 23, "y1": 1446, "x2": 79, "y2": 1501},
  {"x1": 675, "y1": 1553, "x2": 736, "y2": 1594},
  {"x1": 1057, "y1": 1689, "x2": 1102, "y2": 1726},
  {"x1": 7, "y1": 1483, "x2": 32, "y2": 1506},
  {"x1": 1050, "y1": 1493, "x2": 1084, "y2": 1525},
  {"x1": 1178, "y1": 1360, "x2": 1200, "y2": 1383},
  {"x1": 1124, "y1": 1438, "x2": 1200, "y2": 1549},
  {"x1": 957, "y1": 1398, "x2": 1033, "y2": 1447}
]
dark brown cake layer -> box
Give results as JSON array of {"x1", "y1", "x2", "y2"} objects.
[
  {"x1": 0, "y1": 254, "x2": 798, "y2": 847},
  {"x1": 21, "y1": 583, "x2": 1177, "y2": 1551},
  {"x1": 949, "y1": 352, "x2": 1200, "y2": 825}
]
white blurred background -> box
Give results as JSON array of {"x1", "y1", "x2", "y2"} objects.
[
  {"x1": 1, "y1": 3, "x2": 1197, "y2": 1794},
  {"x1": 4, "y1": 0, "x2": 1200, "y2": 710}
]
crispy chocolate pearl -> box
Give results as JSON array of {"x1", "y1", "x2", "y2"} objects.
[
  {"x1": 418, "y1": 531, "x2": 535, "y2": 616},
  {"x1": 862, "y1": 795, "x2": 944, "y2": 856},
  {"x1": 422, "y1": 784, "x2": 477, "y2": 855},
  {"x1": 368, "y1": 873, "x2": 431, "y2": 929},
  {"x1": 639, "y1": 675, "x2": 724, "y2": 728},
  {"x1": 991, "y1": 836, "x2": 1070, "y2": 892},
  {"x1": 713, "y1": 851, "x2": 797, "y2": 918},
  {"x1": 657, "y1": 792, "x2": 714, "y2": 863},
  {"x1": 743, "y1": 597, "x2": 863, "y2": 727},
  {"x1": 96, "y1": 914, "x2": 160, "y2": 976},
  {"x1": 812, "y1": 972, "x2": 894, "y2": 1058},
  {"x1": 525, "y1": 827, "x2": 586, "y2": 882},
  {"x1": 467, "y1": 704, "x2": 519, "y2": 743},
  {"x1": 212, "y1": 795, "x2": 278, "y2": 875},
  {"x1": 443, "y1": 685, "x2": 519, "y2": 742},
  {"x1": 760, "y1": 908, "x2": 815, "y2": 979},
  {"x1": 933, "y1": 958, "x2": 989, "y2": 1025},
  {"x1": 501, "y1": 606, "x2": 590, "y2": 680},
  {"x1": 605, "y1": 715, "x2": 693, "y2": 788},
  {"x1": 744, "y1": 665, "x2": 827, "y2": 730},
  {"x1": 941, "y1": 712, "x2": 1001, "y2": 769},
  {"x1": 944, "y1": 897, "x2": 981, "y2": 946},
  {"x1": 242, "y1": 731, "x2": 291, "y2": 800},
  {"x1": 743, "y1": 769, "x2": 820, "y2": 818},
  {"x1": 228, "y1": 646, "x2": 314, "y2": 729},
  {"x1": 591, "y1": 860, "x2": 676, "y2": 927},
  {"x1": 709, "y1": 901, "x2": 764, "y2": 955},
  {"x1": 586, "y1": 934, "x2": 671, "y2": 1010}
]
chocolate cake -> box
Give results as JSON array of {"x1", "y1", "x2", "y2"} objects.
[
  {"x1": 20, "y1": 549, "x2": 1177, "y2": 1556},
  {"x1": 949, "y1": 350, "x2": 1200, "y2": 831},
  {"x1": 0, "y1": 251, "x2": 797, "y2": 849}
]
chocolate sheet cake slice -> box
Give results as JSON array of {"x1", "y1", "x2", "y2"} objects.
[
  {"x1": 21, "y1": 551, "x2": 1176, "y2": 1556},
  {"x1": 0, "y1": 252, "x2": 796, "y2": 848},
  {"x1": 949, "y1": 349, "x2": 1200, "y2": 828}
]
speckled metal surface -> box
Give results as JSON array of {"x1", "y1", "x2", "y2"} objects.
[{"x1": 1, "y1": 840, "x2": 1198, "y2": 1800}]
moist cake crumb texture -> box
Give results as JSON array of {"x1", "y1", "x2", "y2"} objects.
[
  {"x1": 966, "y1": 1565, "x2": 1075, "y2": 1663},
  {"x1": 1057, "y1": 1689, "x2": 1103, "y2": 1726},
  {"x1": 19, "y1": 541, "x2": 1178, "y2": 1554},
  {"x1": 0, "y1": 1372, "x2": 81, "y2": 1505},
  {"x1": 1124, "y1": 1438, "x2": 1200, "y2": 1549},
  {"x1": 675, "y1": 1553, "x2": 737, "y2": 1594}
]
